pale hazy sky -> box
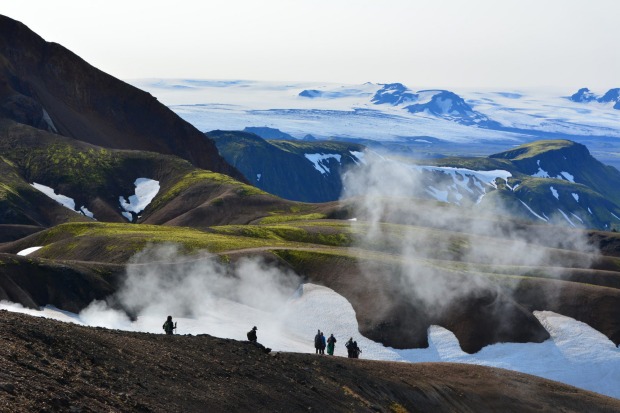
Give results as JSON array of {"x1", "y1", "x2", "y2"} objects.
[{"x1": 3, "y1": 0, "x2": 619, "y2": 90}]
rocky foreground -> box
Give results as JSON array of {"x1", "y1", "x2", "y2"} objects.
[{"x1": 1, "y1": 311, "x2": 619, "y2": 412}]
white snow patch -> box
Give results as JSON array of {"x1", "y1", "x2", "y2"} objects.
[
  {"x1": 532, "y1": 160, "x2": 550, "y2": 178},
  {"x1": 612, "y1": 212, "x2": 620, "y2": 221},
  {"x1": 30, "y1": 183, "x2": 95, "y2": 219},
  {"x1": 80, "y1": 206, "x2": 95, "y2": 218},
  {"x1": 572, "y1": 193, "x2": 579, "y2": 202},
  {"x1": 349, "y1": 151, "x2": 366, "y2": 165},
  {"x1": 121, "y1": 211, "x2": 133, "y2": 222},
  {"x1": 558, "y1": 209, "x2": 576, "y2": 227},
  {"x1": 16, "y1": 246, "x2": 43, "y2": 256},
  {"x1": 304, "y1": 153, "x2": 342, "y2": 175},
  {"x1": 426, "y1": 186, "x2": 449, "y2": 203},
  {"x1": 348, "y1": 218, "x2": 358, "y2": 221},
  {"x1": 31, "y1": 182, "x2": 76, "y2": 211},
  {"x1": 560, "y1": 171, "x2": 575, "y2": 182},
  {"x1": 588, "y1": 207, "x2": 593, "y2": 215},
  {"x1": 550, "y1": 186, "x2": 559, "y2": 200},
  {"x1": 41, "y1": 109, "x2": 58, "y2": 133},
  {"x1": 571, "y1": 213, "x2": 584, "y2": 224},
  {"x1": 256, "y1": 173, "x2": 262, "y2": 182},
  {"x1": 519, "y1": 200, "x2": 547, "y2": 221},
  {"x1": 119, "y1": 178, "x2": 160, "y2": 214},
  {"x1": 3, "y1": 286, "x2": 620, "y2": 399}
]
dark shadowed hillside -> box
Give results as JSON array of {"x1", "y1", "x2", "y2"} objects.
[{"x1": 0, "y1": 15, "x2": 241, "y2": 180}]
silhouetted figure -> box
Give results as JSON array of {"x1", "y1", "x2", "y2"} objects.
[
  {"x1": 247, "y1": 326, "x2": 271, "y2": 354},
  {"x1": 345, "y1": 337, "x2": 361, "y2": 358},
  {"x1": 247, "y1": 326, "x2": 258, "y2": 342},
  {"x1": 314, "y1": 329, "x2": 322, "y2": 354},
  {"x1": 320, "y1": 332, "x2": 326, "y2": 355},
  {"x1": 162, "y1": 315, "x2": 176, "y2": 335},
  {"x1": 327, "y1": 334, "x2": 337, "y2": 356}
]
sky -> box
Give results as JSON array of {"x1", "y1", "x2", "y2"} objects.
[{"x1": 2, "y1": 0, "x2": 619, "y2": 90}]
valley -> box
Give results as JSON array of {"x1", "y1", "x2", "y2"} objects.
[{"x1": 1, "y1": 12, "x2": 620, "y2": 412}]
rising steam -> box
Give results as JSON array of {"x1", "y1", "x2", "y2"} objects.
[
  {"x1": 79, "y1": 244, "x2": 301, "y2": 338},
  {"x1": 341, "y1": 153, "x2": 599, "y2": 316}
]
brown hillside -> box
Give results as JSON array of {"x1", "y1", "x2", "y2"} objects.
[{"x1": 1, "y1": 310, "x2": 619, "y2": 413}]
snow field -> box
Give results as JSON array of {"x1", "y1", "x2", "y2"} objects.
[{"x1": 2, "y1": 283, "x2": 619, "y2": 399}]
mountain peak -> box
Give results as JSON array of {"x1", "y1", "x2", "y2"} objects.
[
  {"x1": 371, "y1": 83, "x2": 418, "y2": 105},
  {"x1": 569, "y1": 88, "x2": 597, "y2": 103}
]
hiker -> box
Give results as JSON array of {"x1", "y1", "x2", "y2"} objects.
[
  {"x1": 162, "y1": 315, "x2": 176, "y2": 335},
  {"x1": 352, "y1": 341, "x2": 362, "y2": 359},
  {"x1": 247, "y1": 326, "x2": 258, "y2": 342},
  {"x1": 247, "y1": 326, "x2": 271, "y2": 354},
  {"x1": 320, "y1": 332, "x2": 326, "y2": 355},
  {"x1": 345, "y1": 337, "x2": 355, "y2": 358},
  {"x1": 314, "y1": 329, "x2": 322, "y2": 354},
  {"x1": 327, "y1": 334, "x2": 337, "y2": 356}
]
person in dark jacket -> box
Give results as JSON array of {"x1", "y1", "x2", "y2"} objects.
[
  {"x1": 247, "y1": 326, "x2": 271, "y2": 354},
  {"x1": 162, "y1": 315, "x2": 176, "y2": 335},
  {"x1": 327, "y1": 334, "x2": 337, "y2": 356},
  {"x1": 314, "y1": 329, "x2": 322, "y2": 354},
  {"x1": 247, "y1": 326, "x2": 258, "y2": 342},
  {"x1": 320, "y1": 332, "x2": 326, "y2": 355}
]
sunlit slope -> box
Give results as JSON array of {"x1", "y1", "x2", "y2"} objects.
[{"x1": 0, "y1": 119, "x2": 337, "y2": 229}]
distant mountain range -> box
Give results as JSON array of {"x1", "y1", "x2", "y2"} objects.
[
  {"x1": 213, "y1": 132, "x2": 620, "y2": 230},
  {"x1": 134, "y1": 79, "x2": 620, "y2": 172},
  {"x1": 570, "y1": 87, "x2": 620, "y2": 109}
]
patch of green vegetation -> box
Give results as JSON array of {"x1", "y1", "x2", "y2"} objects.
[
  {"x1": 259, "y1": 213, "x2": 326, "y2": 224},
  {"x1": 30, "y1": 222, "x2": 300, "y2": 262},
  {"x1": 212, "y1": 224, "x2": 353, "y2": 247},
  {"x1": 494, "y1": 140, "x2": 575, "y2": 161},
  {"x1": 21, "y1": 144, "x2": 122, "y2": 191},
  {"x1": 151, "y1": 170, "x2": 267, "y2": 210},
  {"x1": 389, "y1": 403, "x2": 409, "y2": 413}
]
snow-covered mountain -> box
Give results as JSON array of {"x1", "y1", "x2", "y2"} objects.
[
  {"x1": 131, "y1": 79, "x2": 620, "y2": 171},
  {"x1": 570, "y1": 87, "x2": 620, "y2": 109}
]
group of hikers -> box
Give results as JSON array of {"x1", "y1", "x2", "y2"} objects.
[
  {"x1": 163, "y1": 316, "x2": 361, "y2": 358},
  {"x1": 314, "y1": 330, "x2": 361, "y2": 358}
]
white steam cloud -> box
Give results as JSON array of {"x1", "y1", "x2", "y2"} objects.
[
  {"x1": 78, "y1": 244, "x2": 301, "y2": 339},
  {"x1": 341, "y1": 153, "x2": 599, "y2": 315}
]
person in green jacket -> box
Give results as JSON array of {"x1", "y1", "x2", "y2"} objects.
[{"x1": 326, "y1": 333, "x2": 337, "y2": 356}]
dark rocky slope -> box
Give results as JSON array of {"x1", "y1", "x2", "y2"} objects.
[{"x1": 1, "y1": 311, "x2": 619, "y2": 413}]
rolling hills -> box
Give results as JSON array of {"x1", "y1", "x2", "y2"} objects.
[{"x1": 1, "y1": 12, "x2": 620, "y2": 409}]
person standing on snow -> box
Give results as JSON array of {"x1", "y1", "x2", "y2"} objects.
[
  {"x1": 314, "y1": 330, "x2": 322, "y2": 354},
  {"x1": 320, "y1": 332, "x2": 327, "y2": 355},
  {"x1": 162, "y1": 315, "x2": 176, "y2": 335},
  {"x1": 345, "y1": 337, "x2": 354, "y2": 358},
  {"x1": 327, "y1": 334, "x2": 337, "y2": 356}
]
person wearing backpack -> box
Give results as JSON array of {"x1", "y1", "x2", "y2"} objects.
[
  {"x1": 247, "y1": 326, "x2": 271, "y2": 354},
  {"x1": 162, "y1": 315, "x2": 176, "y2": 335}
]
